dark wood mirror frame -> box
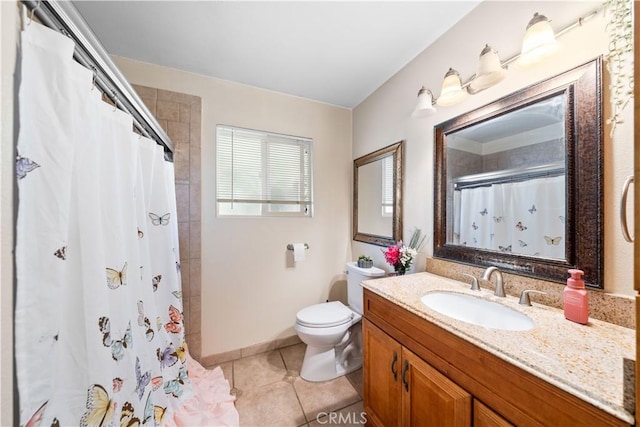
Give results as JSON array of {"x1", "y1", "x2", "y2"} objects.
[
  {"x1": 434, "y1": 58, "x2": 603, "y2": 288},
  {"x1": 353, "y1": 141, "x2": 404, "y2": 247}
]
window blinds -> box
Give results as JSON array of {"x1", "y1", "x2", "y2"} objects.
[
  {"x1": 216, "y1": 125, "x2": 313, "y2": 216},
  {"x1": 381, "y1": 155, "x2": 394, "y2": 216}
]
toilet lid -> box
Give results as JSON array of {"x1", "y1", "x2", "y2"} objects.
[{"x1": 296, "y1": 301, "x2": 354, "y2": 328}]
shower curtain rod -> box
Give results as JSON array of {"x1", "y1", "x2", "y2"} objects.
[
  {"x1": 453, "y1": 161, "x2": 565, "y2": 190},
  {"x1": 21, "y1": 0, "x2": 174, "y2": 161}
]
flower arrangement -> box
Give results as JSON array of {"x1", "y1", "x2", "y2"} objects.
[
  {"x1": 383, "y1": 227, "x2": 425, "y2": 275},
  {"x1": 383, "y1": 243, "x2": 417, "y2": 275},
  {"x1": 407, "y1": 227, "x2": 426, "y2": 252}
]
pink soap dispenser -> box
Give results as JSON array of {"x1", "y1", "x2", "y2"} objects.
[{"x1": 563, "y1": 269, "x2": 588, "y2": 324}]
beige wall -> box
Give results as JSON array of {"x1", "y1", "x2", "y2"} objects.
[
  {"x1": 352, "y1": 1, "x2": 635, "y2": 296},
  {"x1": 1, "y1": 2, "x2": 18, "y2": 424},
  {"x1": 113, "y1": 57, "x2": 353, "y2": 356}
]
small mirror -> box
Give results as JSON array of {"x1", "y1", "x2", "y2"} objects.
[
  {"x1": 354, "y1": 141, "x2": 404, "y2": 246},
  {"x1": 434, "y1": 58, "x2": 603, "y2": 287}
]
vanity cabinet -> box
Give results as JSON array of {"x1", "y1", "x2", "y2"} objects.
[
  {"x1": 363, "y1": 289, "x2": 629, "y2": 427},
  {"x1": 364, "y1": 319, "x2": 472, "y2": 426},
  {"x1": 363, "y1": 318, "x2": 402, "y2": 426},
  {"x1": 473, "y1": 401, "x2": 513, "y2": 427}
]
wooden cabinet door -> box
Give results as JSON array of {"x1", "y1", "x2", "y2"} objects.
[
  {"x1": 401, "y1": 348, "x2": 472, "y2": 427},
  {"x1": 473, "y1": 400, "x2": 513, "y2": 427},
  {"x1": 363, "y1": 319, "x2": 402, "y2": 427}
]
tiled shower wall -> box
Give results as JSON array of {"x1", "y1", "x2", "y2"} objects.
[
  {"x1": 133, "y1": 84, "x2": 203, "y2": 360},
  {"x1": 447, "y1": 139, "x2": 565, "y2": 182}
]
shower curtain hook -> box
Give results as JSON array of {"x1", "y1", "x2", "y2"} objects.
[
  {"x1": 28, "y1": 1, "x2": 41, "y2": 26},
  {"x1": 111, "y1": 90, "x2": 118, "y2": 112},
  {"x1": 90, "y1": 67, "x2": 97, "y2": 91}
]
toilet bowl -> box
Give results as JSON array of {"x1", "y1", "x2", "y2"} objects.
[{"x1": 294, "y1": 262, "x2": 385, "y2": 382}]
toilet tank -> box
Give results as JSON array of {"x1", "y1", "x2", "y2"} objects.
[{"x1": 346, "y1": 262, "x2": 386, "y2": 314}]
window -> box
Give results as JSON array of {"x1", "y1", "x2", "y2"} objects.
[
  {"x1": 216, "y1": 125, "x2": 313, "y2": 217},
  {"x1": 381, "y1": 155, "x2": 394, "y2": 217}
]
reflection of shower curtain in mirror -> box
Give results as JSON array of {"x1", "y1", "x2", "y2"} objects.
[
  {"x1": 15, "y1": 23, "x2": 191, "y2": 425},
  {"x1": 454, "y1": 175, "x2": 565, "y2": 259}
]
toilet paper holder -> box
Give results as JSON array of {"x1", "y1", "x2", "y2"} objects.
[{"x1": 287, "y1": 243, "x2": 310, "y2": 251}]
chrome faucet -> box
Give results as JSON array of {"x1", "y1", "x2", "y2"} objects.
[{"x1": 481, "y1": 266, "x2": 506, "y2": 297}]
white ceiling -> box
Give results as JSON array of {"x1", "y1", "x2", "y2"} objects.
[{"x1": 73, "y1": 1, "x2": 481, "y2": 108}]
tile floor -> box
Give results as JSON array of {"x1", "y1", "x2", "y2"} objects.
[{"x1": 211, "y1": 343, "x2": 366, "y2": 426}]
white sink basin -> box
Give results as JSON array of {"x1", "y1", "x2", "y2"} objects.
[{"x1": 420, "y1": 291, "x2": 534, "y2": 331}]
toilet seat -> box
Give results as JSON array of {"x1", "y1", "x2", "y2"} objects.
[{"x1": 296, "y1": 301, "x2": 355, "y2": 328}]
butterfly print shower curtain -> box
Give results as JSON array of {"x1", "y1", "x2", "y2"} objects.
[
  {"x1": 453, "y1": 175, "x2": 566, "y2": 259},
  {"x1": 15, "y1": 23, "x2": 192, "y2": 425}
]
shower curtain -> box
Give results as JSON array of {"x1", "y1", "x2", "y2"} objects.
[
  {"x1": 15, "y1": 22, "x2": 236, "y2": 426},
  {"x1": 454, "y1": 175, "x2": 566, "y2": 259}
]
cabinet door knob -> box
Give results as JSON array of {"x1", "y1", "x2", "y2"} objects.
[
  {"x1": 391, "y1": 351, "x2": 398, "y2": 381},
  {"x1": 402, "y1": 360, "x2": 410, "y2": 392}
]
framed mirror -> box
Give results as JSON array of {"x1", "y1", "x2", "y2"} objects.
[
  {"x1": 353, "y1": 141, "x2": 404, "y2": 247},
  {"x1": 434, "y1": 58, "x2": 603, "y2": 288}
]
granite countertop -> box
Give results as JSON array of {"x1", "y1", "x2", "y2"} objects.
[{"x1": 361, "y1": 272, "x2": 635, "y2": 424}]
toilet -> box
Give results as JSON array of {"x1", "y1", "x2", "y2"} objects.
[{"x1": 294, "y1": 261, "x2": 386, "y2": 382}]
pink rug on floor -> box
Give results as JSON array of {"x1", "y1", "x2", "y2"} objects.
[{"x1": 166, "y1": 352, "x2": 239, "y2": 427}]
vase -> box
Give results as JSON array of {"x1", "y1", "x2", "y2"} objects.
[{"x1": 395, "y1": 265, "x2": 407, "y2": 276}]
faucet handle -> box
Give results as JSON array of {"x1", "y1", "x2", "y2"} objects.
[
  {"x1": 462, "y1": 273, "x2": 481, "y2": 291},
  {"x1": 519, "y1": 290, "x2": 546, "y2": 306}
]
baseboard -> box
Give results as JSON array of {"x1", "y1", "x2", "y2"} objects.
[{"x1": 200, "y1": 335, "x2": 302, "y2": 367}]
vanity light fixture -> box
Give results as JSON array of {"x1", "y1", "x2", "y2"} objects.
[
  {"x1": 436, "y1": 68, "x2": 467, "y2": 107},
  {"x1": 467, "y1": 45, "x2": 507, "y2": 94},
  {"x1": 410, "y1": 8, "x2": 599, "y2": 117},
  {"x1": 411, "y1": 87, "x2": 437, "y2": 117},
  {"x1": 517, "y1": 13, "x2": 559, "y2": 67}
]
